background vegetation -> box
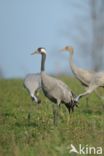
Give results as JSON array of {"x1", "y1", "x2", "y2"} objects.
[{"x1": 0, "y1": 76, "x2": 104, "y2": 156}]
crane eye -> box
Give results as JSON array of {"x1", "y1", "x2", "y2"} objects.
[
  {"x1": 38, "y1": 48, "x2": 46, "y2": 54},
  {"x1": 38, "y1": 48, "x2": 42, "y2": 52}
]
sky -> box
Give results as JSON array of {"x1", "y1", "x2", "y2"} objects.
[{"x1": 0, "y1": 0, "x2": 92, "y2": 78}]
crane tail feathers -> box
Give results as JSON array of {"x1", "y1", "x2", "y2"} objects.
[{"x1": 64, "y1": 99, "x2": 77, "y2": 114}]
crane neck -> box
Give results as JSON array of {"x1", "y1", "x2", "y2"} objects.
[
  {"x1": 69, "y1": 52, "x2": 74, "y2": 68},
  {"x1": 41, "y1": 53, "x2": 46, "y2": 72},
  {"x1": 69, "y1": 52, "x2": 78, "y2": 74}
]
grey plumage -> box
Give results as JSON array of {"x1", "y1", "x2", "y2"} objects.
[
  {"x1": 24, "y1": 73, "x2": 41, "y2": 103},
  {"x1": 61, "y1": 46, "x2": 104, "y2": 104},
  {"x1": 61, "y1": 46, "x2": 95, "y2": 87},
  {"x1": 61, "y1": 46, "x2": 100, "y2": 105},
  {"x1": 41, "y1": 71, "x2": 75, "y2": 109},
  {"x1": 76, "y1": 71, "x2": 104, "y2": 101},
  {"x1": 31, "y1": 47, "x2": 77, "y2": 117}
]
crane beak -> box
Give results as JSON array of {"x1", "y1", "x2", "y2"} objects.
[
  {"x1": 59, "y1": 46, "x2": 73, "y2": 52},
  {"x1": 59, "y1": 48, "x2": 65, "y2": 52},
  {"x1": 31, "y1": 50, "x2": 38, "y2": 55}
]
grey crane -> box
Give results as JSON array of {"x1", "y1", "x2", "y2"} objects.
[
  {"x1": 24, "y1": 73, "x2": 41, "y2": 103},
  {"x1": 31, "y1": 47, "x2": 78, "y2": 124},
  {"x1": 75, "y1": 71, "x2": 104, "y2": 102},
  {"x1": 24, "y1": 73, "x2": 41, "y2": 120},
  {"x1": 61, "y1": 46, "x2": 96, "y2": 104}
]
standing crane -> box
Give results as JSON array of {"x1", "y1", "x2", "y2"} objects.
[
  {"x1": 31, "y1": 47, "x2": 78, "y2": 124},
  {"x1": 61, "y1": 46, "x2": 96, "y2": 104}
]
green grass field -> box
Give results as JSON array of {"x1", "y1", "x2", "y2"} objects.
[{"x1": 0, "y1": 76, "x2": 104, "y2": 156}]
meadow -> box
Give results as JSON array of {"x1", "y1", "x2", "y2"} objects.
[{"x1": 0, "y1": 76, "x2": 104, "y2": 156}]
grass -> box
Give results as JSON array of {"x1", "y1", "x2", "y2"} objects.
[{"x1": 0, "y1": 76, "x2": 104, "y2": 156}]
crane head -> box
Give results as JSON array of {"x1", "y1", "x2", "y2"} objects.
[
  {"x1": 31, "y1": 47, "x2": 46, "y2": 55},
  {"x1": 60, "y1": 46, "x2": 74, "y2": 54}
]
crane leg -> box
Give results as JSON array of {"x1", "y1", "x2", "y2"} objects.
[
  {"x1": 27, "y1": 93, "x2": 39, "y2": 123},
  {"x1": 28, "y1": 101, "x2": 33, "y2": 124},
  {"x1": 94, "y1": 90, "x2": 104, "y2": 108},
  {"x1": 95, "y1": 90, "x2": 104, "y2": 101},
  {"x1": 75, "y1": 86, "x2": 97, "y2": 102},
  {"x1": 53, "y1": 100, "x2": 60, "y2": 125},
  {"x1": 53, "y1": 104, "x2": 57, "y2": 125},
  {"x1": 28, "y1": 112, "x2": 31, "y2": 122}
]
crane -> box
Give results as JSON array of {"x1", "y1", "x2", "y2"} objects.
[
  {"x1": 31, "y1": 47, "x2": 78, "y2": 124},
  {"x1": 61, "y1": 46, "x2": 96, "y2": 104}
]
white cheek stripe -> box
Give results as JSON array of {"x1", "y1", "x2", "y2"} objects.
[{"x1": 41, "y1": 48, "x2": 46, "y2": 54}]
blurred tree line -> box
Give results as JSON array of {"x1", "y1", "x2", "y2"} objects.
[
  {"x1": 65, "y1": 0, "x2": 104, "y2": 71},
  {"x1": 90, "y1": 0, "x2": 104, "y2": 71}
]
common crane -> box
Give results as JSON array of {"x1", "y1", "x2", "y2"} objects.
[
  {"x1": 31, "y1": 47, "x2": 78, "y2": 124},
  {"x1": 60, "y1": 46, "x2": 102, "y2": 104}
]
